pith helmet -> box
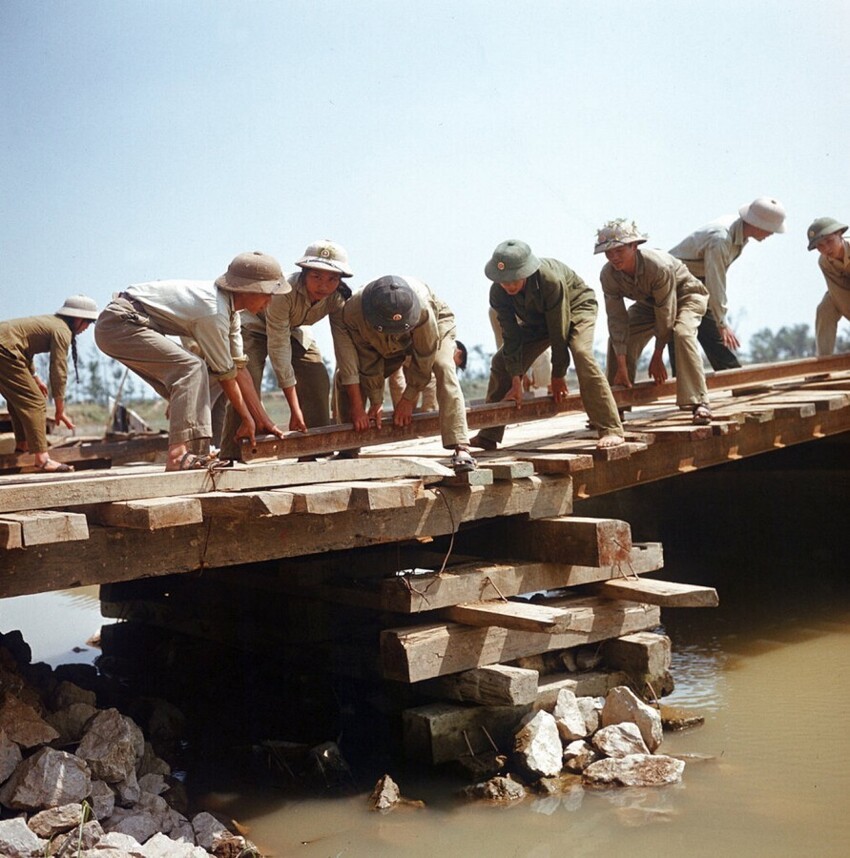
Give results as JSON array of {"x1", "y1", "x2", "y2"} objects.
[
  {"x1": 296, "y1": 239, "x2": 353, "y2": 277},
  {"x1": 362, "y1": 275, "x2": 421, "y2": 333},
  {"x1": 594, "y1": 219, "x2": 648, "y2": 254},
  {"x1": 739, "y1": 197, "x2": 786, "y2": 234},
  {"x1": 214, "y1": 251, "x2": 288, "y2": 294},
  {"x1": 484, "y1": 240, "x2": 541, "y2": 283},
  {"x1": 56, "y1": 294, "x2": 99, "y2": 320},
  {"x1": 806, "y1": 217, "x2": 848, "y2": 251}
]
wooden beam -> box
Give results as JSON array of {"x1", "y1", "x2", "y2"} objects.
[
  {"x1": 380, "y1": 598, "x2": 661, "y2": 682},
  {"x1": 421, "y1": 665, "x2": 539, "y2": 707},
  {"x1": 0, "y1": 511, "x2": 88, "y2": 546},
  {"x1": 589, "y1": 577, "x2": 719, "y2": 607},
  {"x1": 194, "y1": 490, "x2": 295, "y2": 518},
  {"x1": 82, "y1": 497, "x2": 204, "y2": 530},
  {"x1": 442, "y1": 599, "x2": 578, "y2": 633},
  {"x1": 0, "y1": 520, "x2": 23, "y2": 550}
]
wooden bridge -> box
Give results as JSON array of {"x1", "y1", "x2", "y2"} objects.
[{"x1": 2, "y1": 354, "x2": 848, "y2": 762}]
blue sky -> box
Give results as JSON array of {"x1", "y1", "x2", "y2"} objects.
[{"x1": 2, "y1": 0, "x2": 849, "y2": 375}]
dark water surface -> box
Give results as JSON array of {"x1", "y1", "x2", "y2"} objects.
[{"x1": 1, "y1": 437, "x2": 848, "y2": 857}]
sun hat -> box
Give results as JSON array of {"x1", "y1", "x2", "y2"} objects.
[
  {"x1": 56, "y1": 294, "x2": 99, "y2": 320},
  {"x1": 214, "y1": 251, "x2": 288, "y2": 294},
  {"x1": 295, "y1": 239, "x2": 353, "y2": 277},
  {"x1": 362, "y1": 275, "x2": 421, "y2": 333},
  {"x1": 594, "y1": 219, "x2": 648, "y2": 254},
  {"x1": 806, "y1": 217, "x2": 848, "y2": 251},
  {"x1": 739, "y1": 197, "x2": 786, "y2": 234},
  {"x1": 484, "y1": 240, "x2": 541, "y2": 283}
]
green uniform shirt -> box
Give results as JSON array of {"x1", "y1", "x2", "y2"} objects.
[
  {"x1": 0, "y1": 314, "x2": 72, "y2": 398},
  {"x1": 489, "y1": 258, "x2": 596, "y2": 378}
]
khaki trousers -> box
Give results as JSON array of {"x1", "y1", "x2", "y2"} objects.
[
  {"x1": 815, "y1": 292, "x2": 847, "y2": 356},
  {"x1": 478, "y1": 314, "x2": 623, "y2": 444},
  {"x1": 606, "y1": 293, "x2": 709, "y2": 407},
  {"x1": 0, "y1": 345, "x2": 49, "y2": 453},
  {"x1": 94, "y1": 299, "x2": 212, "y2": 446}
]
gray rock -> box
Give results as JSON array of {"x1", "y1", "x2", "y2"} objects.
[
  {"x1": 601, "y1": 686, "x2": 663, "y2": 752},
  {"x1": 369, "y1": 774, "x2": 401, "y2": 811},
  {"x1": 144, "y1": 831, "x2": 209, "y2": 857},
  {"x1": 89, "y1": 779, "x2": 116, "y2": 820},
  {"x1": 0, "y1": 693, "x2": 59, "y2": 748},
  {"x1": 138, "y1": 773, "x2": 167, "y2": 796},
  {"x1": 77, "y1": 709, "x2": 142, "y2": 784},
  {"x1": 164, "y1": 809, "x2": 195, "y2": 844},
  {"x1": 191, "y1": 811, "x2": 228, "y2": 851},
  {"x1": 577, "y1": 696, "x2": 602, "y2": 734},
  {"x1": 0, "y1": 747, "x2": 91, "y2": 810},
  {"x1": 101, "y1": 806, "x2": 159, "y2": 844},
  {"x1": 592, "y1": 722, "x2": 650, "y2": 759},
  {"x1": 50, "y1": 819, "x2": 105, "y2": 853},
  {"x1": 137, "y1": 742, "x2": 171, "y2": 778},
  {"x1": 562, "y1": 739, "x2": 599, "y2": 773},
  {"x1": 583, "y1": 753, "x2": 685, "y2": 787},
  {"x1": 52, "y1": 680, "x2": 97, "y2": 711},
  {"x1": 463, "y1": 775, "x2": 526, "y2": 802},
  {"x1": 84, "y1": 829, "x2": 147, "y2": 855},
  {"x1": 46, "y1": 702, "x2": 98, "y2": 745},
  {"x1": 114, "y1": 767, "x2": 141, "y2": 807},
  {"x1": 552, "y1": 689, "x2": 588, "y2": 741},
  {"x1": 514, "y1": 710, "x2": 562, "y2": 778},
  {"x1": 0, "y1": 817, "x2": 48, "y2": 857},
  {"x1": 0, "y1": 727, "x2": 23, "y2": 782},
  {"x1": 27, "y1": 801, "x2": 84, "y2": 837}
]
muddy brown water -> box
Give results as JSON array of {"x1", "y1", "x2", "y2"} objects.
[{"x1": 1, "y1": 438, "x2": 848, "y2": 857}]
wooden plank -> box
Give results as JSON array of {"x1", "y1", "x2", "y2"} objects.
[
  {"x1": 589, "y1": 577, "x2": 719, "y2": 607},
  {"x1": 438, "y1": 469, "x2": 494, "y2": 487},
  {"x1": 601, "y1": 631, "x2": 672, "y2": 679},
  {"x1": 83, "y1": 497, "x2": 204, "y2": 530},
  {"x1": 194, "y1": 490, "x2": 295, "y2": 518},
  {"x1": 0, "y1": 520, "x2": 23, "y2": 549},
  {"x1": 516, "y1": 452, "x2": 594, "y2": 475},
  {"x1": 535, "y1": 670, "x2": 631, "y2": 710},
  {"x1": 0, "y1": 457, "x2": 452, "y2": 514},
  {"x1": 0, "y1": 510, "x2": 89, "y2": 546},
  {"x1": 0, "y1": 475, "x2": 574, "y2": 598},
  {"x1": 443, "y1": 599, "x2": 578, "y2": 633},
  {"x1": 289, "y1": 484, "x2": 353, "y2": 514},
  {"x1": 422, "y1": 665, "x2": 539, "y2": 707},
  {"x1": 380, "y1": 598, "x2": 662, "y2": 682},
  {"x1": 479, "y1": 460, "x2": 535, "y2": 480},
  {"x1": 347, "y1": 479, "x2": 422, "y2": 510}
]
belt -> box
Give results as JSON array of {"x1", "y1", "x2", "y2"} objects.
[{"x1": 117, "y1": 292, "x2": 147, "y2": 314}]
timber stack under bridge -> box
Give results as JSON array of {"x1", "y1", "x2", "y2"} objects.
[{"x1": 1, "y1": 354, "x2": 849, "y2": 764}]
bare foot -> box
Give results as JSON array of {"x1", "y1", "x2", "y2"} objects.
[{"x1": 597, "y1": 434, "x2": 625, "y2": 449}]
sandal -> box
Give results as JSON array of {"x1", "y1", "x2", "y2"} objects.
[
  {"x1": 35, "y1": 459, "x2": 74, "y2": 473},
  {"x1": 692, "y1": 404, "x2": 712, "y2": 426},
  {"x1": 167, "y1": 452, "x2": 231, "y2": 472},
  {"x1": 451, "y1": 447, "x2": 477, "y2": 474}
]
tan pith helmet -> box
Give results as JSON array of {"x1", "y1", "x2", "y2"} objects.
[
  {"x1": 739, "y1": 197, "x2": 786, "y2": 234},
  {"x1": 214, "y1": 251, "x2": 288, "y2": 294},
  {"x1": 806, "y1": 217, "x2": 848, "y2": 251},
  {"x1": 594, "y1": 219, "x2": 648, "y2": 254},
  {"x1": 56, "y1": 294, "x2": 99, "y2": 320},
  {"x1": 296, "y1": 239, "x2": 353, "y2": 277}
]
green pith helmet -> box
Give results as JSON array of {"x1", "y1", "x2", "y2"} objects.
[
  {"x1": 594, "y1": 219, "x2": 648, "y2": 254},
  {"x1": 806, "y1": 217, "x2": 848, "y2": 251},
  {"x1": 362, "y1": 275, "x2": 421, "y2": 333},
  {"x1": 484, "y1": 240, "x2": 541, "y2": 283}
]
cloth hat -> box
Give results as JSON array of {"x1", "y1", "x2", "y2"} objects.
[
  {"x1": 806, "y1": 217, "x2": 848, "y2": 251},
  {"x1": 56, "y1": 294, "x2": 99, "y2": 320},
  {"x1": 295, "y1": 239, "x2": 353, "y2": 277},
  {"x1": 739, "y1": 197, "x2": 786, "y2": 234},
  {"x1": 484, "y1": 240, "x2": 541, "y2": 283},
  {"x1": 362, "y1": 275, "x2": 421, "y2": 333},
  {"x1": 214, "y1": 251, "x2": 289, "y2": 294},
  {"x1": 594, "y1": 219, "x2": 648, "y2": 254}
]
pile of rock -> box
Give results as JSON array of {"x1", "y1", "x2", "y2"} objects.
[
  {"x1": 0, "y1": 631, "x2": 259, "y2": 858},
  {"x1": 464, "y1": 685, "x2": 687, "y2": 802}
]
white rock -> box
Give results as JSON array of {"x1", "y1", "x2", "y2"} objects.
[
  {"x1": 0, "y1": 747, "x2": 91, "y2": 810},
  {"x1": 553, "y1": 689, "x2": 588, "y2": 741},
  {"x1": 592, "y1": 722, "x2": 650, "y2": 758},
  {"x1": 143, "y1": 831, "x2": 209, "y2": 857},
  {"x1": 514, "y1": 710, "x2": 563, "y2": 778},
  {"x1": 601, "y1": 686, "x2": 663, "y2": 752},
  {"x1": 583, "y1": 753, "x2": 685, "y2": 787},
  {"x1": 0, "y1": 817, "x2": 47, "y2": 857},
  {"x1": 562, "y1": 739, "x2": 599, "y2": 773},
  {"x1": 76, "y1": 709, "x2": 141, "y2": 784}
]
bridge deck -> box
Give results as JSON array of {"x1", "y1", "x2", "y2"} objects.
[{"x1": 1, "y1": 358, "x2": 849, "y2": 600}]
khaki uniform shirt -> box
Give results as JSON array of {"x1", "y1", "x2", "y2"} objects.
[
  {"x1": 489, "y1": 258, "x2": 596, "y2": 378},
  {"x1": 601, "y1": 248, "x2": 708, "y2": 354},
  {"x1": 0, "y1": 314, "x2": 72, "y2": 398},
  {"x1": 124, "y1": 280, "x2": 242, "y2": 380},
  {"x1": 669, "y1": 215, "x2": 747, "y2": 327},
  {"x1": 331, "y1": 277, "x2": 456, "y2": 409},
  {"x1": 241, "y1": 271, "x2": 345, "y2": 389},
  {"x1": 819, "y1": 238, "x2": 850, "y2": 319}
]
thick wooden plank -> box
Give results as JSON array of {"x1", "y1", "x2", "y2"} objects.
[
  {"x1": 380, "y1": 598, "x2": 662, "y2": 682},
  {"x1": 422, "y1": 665, "x2": 539, "y2": 707},
  {"x1": 479, "y1": 460, "x2": 535, "y2": 480},
  {"x1": 194, "y1": 490, "x2": 295, "y2": 518},
  {"x1": 516, "y1": 452, "x2": 595, "y2": 474},
  {"x1": 83, "y1": 497, "x2": 204, "y2": 530},
  {"x1": 0, "y1": 475, "x2": 574, "y2": 597},
  {"x1": 0, "y1": 457, "x2": 452, "y2": 514},
  {"x1": 443, "y1": 599, "x2": 578, "y2": 633},
  {"x1": 590, "y1": 577, "x2": 719, "y2": 607},
  {"x1": 438, "y1": 469, "x2": 494, "y2": 487},
  {"x1": 347, "y1": 479, "x2": 421, "y2": 510},
  {"x1": 0, "y1": 520, "x2": 23, "y2": 549},
  {"x1": 0, "y1": 510, "x2": 89, "y2": 546},
  {"x1": 288, "y1": 484, "x2": 353, "y2": 514}
]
